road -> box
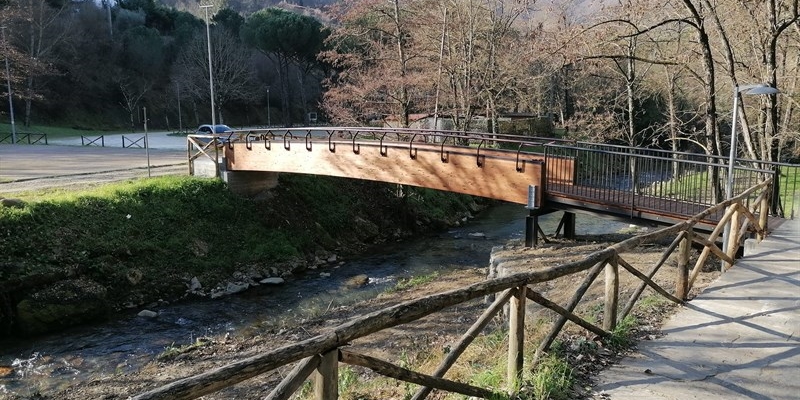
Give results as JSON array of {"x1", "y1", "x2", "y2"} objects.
[{"x1": 0, "y1": 141, "x2": 188, "y2": 194}]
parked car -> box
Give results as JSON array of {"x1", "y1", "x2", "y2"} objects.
[{"x1": 195, "y1": 124, "x2": 233, "y2": 135}]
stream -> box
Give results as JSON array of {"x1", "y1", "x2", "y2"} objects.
[{"x1": 0, "y1": 203, "x2": 632, "y2": 396}]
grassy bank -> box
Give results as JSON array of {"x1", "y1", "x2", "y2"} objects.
[{"x1": 0, "y1": 175, "x2": 482, "y2": 336}]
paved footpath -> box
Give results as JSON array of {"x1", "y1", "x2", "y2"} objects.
[{"x1": 594, "y1": 216, "x2": 800, "y2": 399}]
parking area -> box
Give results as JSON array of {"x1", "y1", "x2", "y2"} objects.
[{"x1": 0, "y1": 144, "x2": 186, "y2": 181}]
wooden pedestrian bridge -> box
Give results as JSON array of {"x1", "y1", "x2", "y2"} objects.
[
  {"x1": 187, "y1": 127, "x2": 795, "y2": 238},
  {"x1": 128, "y1": 127, "x2": 798, "y2": 400}
]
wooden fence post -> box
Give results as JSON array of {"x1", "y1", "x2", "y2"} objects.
[
  {"x1": 508, "y1": 285, "x2": 526, "y2": 391},
  {"x1": 603, "y1": 257, "x2": 619, "y2": 331},
  {"x1": 758, "y1": 194, "x2": 769, "y2": 241},
  {"x1": 314, "y1": 349, "x2": 338, "y2": 400},
  {"x1": 676, "y1": 229, "x2": 692, "y2": 300},
  {"x1": 725, "y1": 207, "x2": 741, "y2": 270}
]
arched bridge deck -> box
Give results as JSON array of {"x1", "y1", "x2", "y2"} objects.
[{"x1": 190, "y1": 127, "x2": 783, "y2": 232}]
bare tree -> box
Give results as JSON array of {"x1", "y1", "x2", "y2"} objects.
[
  {"x1": 117, "y1": 76, "x2": 150, "y2": 132},
  {"x1": 10, "y1": 0, "x2": 74, "y2": 126},
  {"x1": 173, "y1": 29, "x2": 257, "y2": 124},
  {"x1": 321, "y1": 0, "x2": 433, "y2": 127}
]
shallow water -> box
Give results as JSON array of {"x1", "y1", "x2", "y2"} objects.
[{"x1": 0, "y1": 204, "x2": 632, "y2": 396}]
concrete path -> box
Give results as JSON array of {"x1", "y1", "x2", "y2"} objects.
[{"x1": 593, "y1": 217, "x2": 800, "y2": 399}]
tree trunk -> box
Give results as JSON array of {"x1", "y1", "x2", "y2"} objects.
[
  {"x1": 278, "y1": 56, "x2": 291, "y2": 127},
  {"x1": 680, "y1": 0, "x2": 722, "y2": 201},
  {"x1": 296, "y1": 69, "x2": 308, "y2": 124},
  {"x1": 391, "y1": 0, "x2": 410, "y2": 128}
]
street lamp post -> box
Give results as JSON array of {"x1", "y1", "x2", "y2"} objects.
[
  {"x1": 200, "y1": 4, "x2": 216, "y2": 127},
  {"x1": 266, "y1": 86, "x2": 271, "y2": 127},
  {"x1": 2, "y1": 26, "x2": 16, "y2": 144},
  {"x1": 721, "y1": 83, "x2": 779, "y2": 267}
]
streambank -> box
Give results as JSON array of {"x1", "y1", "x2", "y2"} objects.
[
  {"x1": 0, "y1": 175, "x2": 487, "y2": 337},
  {"x1": 0, "y1": 211, "x2": 723, "y2": 400}
]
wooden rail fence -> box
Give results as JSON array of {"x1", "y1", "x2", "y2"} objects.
[{"x1": 132, "y1": 178, "x2": 772, "y2": 400}]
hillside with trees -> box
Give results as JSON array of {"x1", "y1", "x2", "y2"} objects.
[{"x1": 0, "y1": 0, "x2": 797, "y2": 163}]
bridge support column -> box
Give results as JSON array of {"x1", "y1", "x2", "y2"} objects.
[
  {"x1": 561, "y1": 212, "x2": 576, "y2": 240},
  {"x1": 219, "y1": 155, "x2": 280, "y2": 197},
  {"x1": 525, "y1": 211, "x2": 538, "y2": 248}
]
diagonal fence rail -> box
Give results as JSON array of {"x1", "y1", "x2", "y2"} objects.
[
  {"x1": 131, "y1": 178, "x2": 773, "y2": 400},
  {"x1": 0, "y1": 132, "x2": 47, "y2": 144}
]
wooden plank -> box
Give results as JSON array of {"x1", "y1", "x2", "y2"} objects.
[
  {"x1": 525, "y1": 290, "x2": 608, "y2": 338},
  {"x1": 339, "y1": 350, "x2": 500, "y2": 399},
  {"x1": 411, "y1": 289, "x2": 515, "y2": 400},
  {"x1": 619, "y1": 231, "x2": 686, "y2": 319},
  {"x1": 616, "y1": 257, "x2": 682, "y2": 305},
  {"x1": 265, "y1": 356, "x2": 320, "y2": 400},
  {"x1": 725, "y1": 207, "x2": 741, "y2": 270},
  {"x1": 225, "y1": 141, "x2": 544, "y2": 205},
  {"x1": 131, "y1": 248, "x2": 617, "y2": 400},
  {"x1": 758, "y1": 194, "x2": 769, "y2": 240},
  {"x1": 536, "y1": 259, "x2": 607, "y2": 356}
]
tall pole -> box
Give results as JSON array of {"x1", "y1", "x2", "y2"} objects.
[
  {"x1": 143, "y1": 106, "x2": 151, "y2": 178},
  {"x1": 721, "y1": 83, "x2": 779, "y2": 269},
  {"x1": 176, "y1": 82, "x2": 183, "y2": 132},
  {"x1": 725, "y1": 86, "x2": 740, "y2": 202},
  {"x1": 201, "y1": 4, "x2": 216, "y2": 127},
  {"x1": 104, "y1": 0, "x2": 113, "y2": 39},
  {"x1": 266, "y1": 86, "x2": 270, "y2": 126},
  {"x1": 2, "y1": 26, "x2": 16, "y2": 144}
]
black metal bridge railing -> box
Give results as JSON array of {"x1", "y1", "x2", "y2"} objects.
[{"x1": 543, "y1": 142, "x2": 795, "y2": 220}]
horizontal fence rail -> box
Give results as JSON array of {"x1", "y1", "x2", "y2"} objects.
[{"x1": 132, "y1": 178, "x2": 773, "y2": 400}]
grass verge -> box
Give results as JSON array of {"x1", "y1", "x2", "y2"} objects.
[{"x1": 0, "y1": 174, "x2": 482, "y2": 336}]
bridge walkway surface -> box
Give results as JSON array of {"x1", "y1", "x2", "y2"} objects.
[{"x1": 593, "y1": 215, "x2": 800, "y2": 400}]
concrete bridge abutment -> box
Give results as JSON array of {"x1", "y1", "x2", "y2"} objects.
[
  {"x1": 221, "y1": 170, "x2": 280, "y2": 198},
  {"x1": 191, "y1": 154, "x2": 279, "y2": 198}
]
